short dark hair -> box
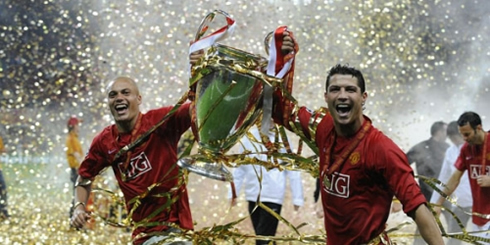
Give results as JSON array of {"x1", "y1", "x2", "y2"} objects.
[
  {"x1": 457, "y1": 111, "x2": 482, "y2": 130},
  {"x1": 325, "y1": 64, "x2": 366, "y2": 93},
  {"x1": 430, "y1": 121, "x2": 447, "y2": 136},
  {"x1": 446, "y1": 121, "x2": 459, "y2": 137}
]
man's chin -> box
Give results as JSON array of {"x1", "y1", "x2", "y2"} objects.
[
  {"x1": 114, "y1": 115, "x2": 130, "y2": 123},
  {"x1": 334, "y1": 116, "x2": 351, "y2": 125}
]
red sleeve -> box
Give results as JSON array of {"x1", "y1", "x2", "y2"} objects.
[
  {"x1": 170, "y1": 102, "x2": 192, "y2": 135},
  {"x1": 78, "y1": 129, "x2": 111, "y2": 180},
  {"x1": 272, "y1": 85, "x2": 305, "y2": 132},
  {"x1": 295, "y1": 107, "x2": 315, "y2": 140},
  {"x1": 272, "y1": 87, "x2": 294, "y2": 127},
  {"x1": 147, "y1": 102, "x2": 192, "y2": 138},
  {"x1": 453, "y1": 143, "x2": 467, "y2": 171},
  {"x1": 373, "y1": 134, "x2": 426, "y2": 213},
  {"x1": 454, "y1": 153, "x2": 466, "y2": 171}
]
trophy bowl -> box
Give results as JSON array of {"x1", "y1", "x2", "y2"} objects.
[{"x1": 178, "y1": 43, "x2": 271, "y2": 182}]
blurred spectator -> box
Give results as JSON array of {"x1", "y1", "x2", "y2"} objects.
[
  {"x1": 0, "y1": 134, "x2": 8, "y2": 219},
  {"x1": 66, "y1": 116, "x2": 94, "y2": 228},
  {"x1": 408, "y1": 121, "x2": 449, "y2": 245},
  {"x1": 430, "y1": 121, "x2": 472, "y2": 245},
  {"x1": 229, "y1": 124, "x2": 304, "y2": 245},
  {"x1": 66, "y1": 116, "x2": 83, "y2": 187},
  {"x1": 407, "y1": 121, "x2": 449, "y2": 200}
]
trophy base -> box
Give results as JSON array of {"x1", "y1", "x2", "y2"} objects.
[{"x1": 177, "y1": 157, "x2": 233, "y2": 182}]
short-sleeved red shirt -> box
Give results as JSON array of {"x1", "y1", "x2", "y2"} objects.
[
  {"x1": 79, "y1": 103, "x2": 193, "y2": 244},
  {"x1": 454, "y1": 132, "x2": 490, "y2": 226},
  {"x1": 277, "y1": 106, "x2": 426, "y2": 244}
]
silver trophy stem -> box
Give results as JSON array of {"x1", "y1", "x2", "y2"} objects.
[{"x1": 177, "y1": 156, "x2": 233, "y2": 182}]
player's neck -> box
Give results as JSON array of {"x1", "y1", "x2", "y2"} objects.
[
  {"x1": 116, "y1": 114, "x2": 140, "y2": 134},
  {"x1": 476, "y1": 130, "x2": 487, "y2": 145},
  {"x1": 335, "y1": 116, "x2": 365, "y2": 138}
]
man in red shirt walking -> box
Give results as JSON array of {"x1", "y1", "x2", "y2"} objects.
[{"x1": 434, "y1": 111, "x2": 490, "y2": 243}]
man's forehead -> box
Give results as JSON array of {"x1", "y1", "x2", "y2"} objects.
[
  {"x1": 107, "y1": 79, "x2": 134, "y2": 91},
  {"x1": 329, "y1": 74, "x2": 358, "y2": 84},
  {"x1": 458, "y1": 124, "x2": 473, "y2": 132}
]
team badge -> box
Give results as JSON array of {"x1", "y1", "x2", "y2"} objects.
[{"x1": 349, "y1": 152, "x2": 360, "y2": 165}]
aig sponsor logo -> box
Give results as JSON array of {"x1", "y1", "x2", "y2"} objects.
[
  {"x1": 118, "y1": 152, "x2": 152, "y2": 180},
  {"x1": 469, "y1": 165, "x2": 490, "y2": 179},
  {"x1": 324, "y1": 172, "x2": 350, "y2": 198}
]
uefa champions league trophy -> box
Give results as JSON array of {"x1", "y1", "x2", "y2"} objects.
[{"x1": 177, "y1": 10, "x2": 296, "y2": 182}]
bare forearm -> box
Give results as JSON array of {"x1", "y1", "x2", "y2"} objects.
[
  {"x1": 71, "y1": 176, "x2": 93, "y2": 228},
  {"x1": 414, "y1": 204, "x2": 444, "y2": 245},
  {"x1": 436, "y1": 177, "x2": 460, "y2": 205},
  {"x1": 74, "y1": 177, "x2": 92, "y2": 204}
]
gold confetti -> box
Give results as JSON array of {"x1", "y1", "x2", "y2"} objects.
[{"x1": 0, "y1": 0, "x2": 489, "y2": 244}]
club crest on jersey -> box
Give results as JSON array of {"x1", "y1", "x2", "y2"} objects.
[
  {"x1": 349, "y1": 152, "x2": 360, "y2": 165},
  {"x1": 118, "y1": 152, "x2": 152, "y2": 180}
]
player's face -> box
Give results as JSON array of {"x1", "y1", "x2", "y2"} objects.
[
  {"x1": 107, "y1": 78, "x2": 141, "y2": 124},
  {"x1": 458, "y1": 123, "x2": 480, "y2": 145},
  {"x1": 325, "y1": 74, "x2": 367, "y2": 126}
]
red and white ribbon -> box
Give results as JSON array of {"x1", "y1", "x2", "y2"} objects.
[
  {"x1": 266, "y1": 26, "x2": 295, "y2": 79},
  {"x1": 262, "y1": 26, "x2": 297, "y2": 133},
  {"x1": 189, "y1": 14, "x2": 236, "y2": 55}
]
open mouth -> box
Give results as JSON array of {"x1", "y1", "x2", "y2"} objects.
[
  {"x1": 115, "y1": 104, "x2": 128, "y2": 115},
  {"x1": 336, "y1": 104, "x2": 351, "y2": 118}
]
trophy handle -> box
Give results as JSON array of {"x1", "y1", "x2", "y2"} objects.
[
  {"x1": 264, "y1": 31, "x2": 274, "y2": 56},
  {"x1": 189, "y1": 9, "x2": 236, "y2": 59},
  {"x1": 189, "y1": 9, "x2": 236, "y2": 104},
  {"x1": 194, "y1": 9, "x2": 234, "y2": 42}
]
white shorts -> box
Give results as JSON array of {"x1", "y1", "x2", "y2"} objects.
[{"x1": 471, "y1": 221, "x2": 490, "y2": 245}]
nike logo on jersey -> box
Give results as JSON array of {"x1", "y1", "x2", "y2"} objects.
[{"x1": 108, "y1": 149, "x2": 117, "y2": 154}]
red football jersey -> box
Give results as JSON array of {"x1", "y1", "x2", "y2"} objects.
[
  {"x1": 277, "y1": 106, "x2": 426, "y2": 244},
  {"x1": 454, "y1": 132, "x2": 490, "y2": 226},
  {"x1": 79, "y1": 103, "x2": 193, "y2": 244}
]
